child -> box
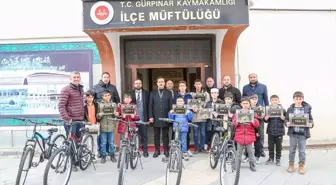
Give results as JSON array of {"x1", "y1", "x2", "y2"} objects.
[
  {"x1": 116, "y1": 93, "x2": 140, "y2": 140},
  {"x1": 84, "y1": 90, "x2": 99, "y2": 158},
  {"x1": 96, "y1": 90, "x2": 117, "y2": 163},
  {"x1": 285, "y1": 91, "x2": 313, "y2": 174},
  {"x1": 205, "y1": 88, "x2": 224, "y2": 150},
  {"x1": 232, "y1": 96, "x2": 259, "y2": 172},
  {"x1": 223, "y1": 92, "x2": 241, "y2": 117},
  {"x1": 248, "y1": 94, "x2": 264, "y2": 164},
  {"x1": 168, "y1": 97, "x2": 193, "y2": 160},
  {"x1": 264, "y1": 95, "x2": 286, "y2": 166}
]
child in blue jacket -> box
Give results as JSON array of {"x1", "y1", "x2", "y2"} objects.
[{"x1": 168, "y1": 97, "x2": 193, "y2": 161}]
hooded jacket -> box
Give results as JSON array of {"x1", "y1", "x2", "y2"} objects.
[
  {"x1": 168, "y1": 110, "x2": 193, "y2": 132},
  {"x1": 264, "y1": 104, "x2": 286, "y2": 136},
  {"x1": 232, "y1": 112, "x2": 259, "y2": 145}
]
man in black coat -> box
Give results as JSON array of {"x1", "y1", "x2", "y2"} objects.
[
  {"x1": 130, "y1": 79, "x2": 149, "y2": 158},
  {"x1": 219, "y1": 75, "x2": 241, "y2": 103},
  {"x1": 93, "y1": 72, "x2": 120, "y2": 103},
  {"x1": 149, "y1": 77, "x2": 173, "y2": 158}
]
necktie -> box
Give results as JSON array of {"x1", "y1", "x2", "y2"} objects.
[{"x1": 136, "y1": 91, "x2": 141, "y2": 107}]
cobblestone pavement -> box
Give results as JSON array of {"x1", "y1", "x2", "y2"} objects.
[{"x1": 0, "y1": 149, "x2": 335, "y2": 185}]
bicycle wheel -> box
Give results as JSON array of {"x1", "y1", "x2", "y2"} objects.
[
  {"x1": 118, "y1": 147, "x2": 127, "y2": 185},
  {"x1": 15, "y1": 146, "x2": 34, "y2": 185},
  {"x1": 209, "y1": 133, "x2": 220, "y2": 169},
  {"x1": 130, "y1": 134, "x2": 139, "y2": 170},
  {"x1": 51, "y1": 134, "x2": 66, "y2": 154},
  {"x1": 220, "y1": 146, "x2": 239, "y2": 185},
  {"x1": 165, "y1": 148, "x2": 182, "y2": 185},
  {"x1": 43, "y1": 147, "x2": 72, "y2": 185},
  {"x1": 78, "y1": 134, "x2": 94, "y2": 170}
]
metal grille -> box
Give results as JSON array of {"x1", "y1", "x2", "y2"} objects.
[{"x1": 125, "y1": 40, "x2": 211, "y2": 64}]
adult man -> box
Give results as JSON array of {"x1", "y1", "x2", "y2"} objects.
[
  {"x1": 166, "y1": 80, "x2": 177, "y2": 99},
  {"x1": 93, "y1": 72, "x2": 120, "y2": 103},
  {"x1": 130, "y1": 79, "x2": 149, "y2": 158},
  {"x1": 149, "y1": 77, "x2": 173, "y2": 158},
  {"x1": 242, "y1": 73, "x2": 269, "y2": 157},
  {"x1": 219, "y1": 75, "x2": 242, "y2": 103},
  {"x1": 58, "y1": 71, "x2": 85, "y2": 171},
  {"x1": 205, "y1": 77, "x2": 216, "y2": 94}
]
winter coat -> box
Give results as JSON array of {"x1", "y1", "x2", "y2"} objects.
[
  {"x1": 116, "y1": 103, "x2": 140, "y2": 134},
  {"x1": 264, "y1": 105, "x2": 286, "y2": 136},
  {"x1": 93, "y1": 80, "x2": 120, "y2": 103},
  {"x1": 190, "y1": 90, "x2": 210, "y2": 123},
  {"x1": 285, "y1": 101, "x2": 314, "y2": 139},
  {"x1": 168, "y1": 110, "x2": 193, "y2": 132},
  {"x1": 205, "y1": 99, "x2": 224, "y2": 131},
  {"x1": 173, "y1": 93, "x2": 193, "y2": 104},
  {"x1": 232, "y1": 112, "x2": 259, "y2": 145},
  {"x1": 58, "y1": 83, "x2": 85, "y2": 123},
  {"x1": 219, "y1": 85, "x2": 242, "y2": 103},
  {"x1": 242, "y1": 82, "x2": 269, "y2": 106},
  {"x1": 97, "y1": 101, "x2": 117, "y2": 132}
]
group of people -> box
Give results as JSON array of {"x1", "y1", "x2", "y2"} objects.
[{"x1": 58, "y1": 71, "x2": 313, "y2": 175}]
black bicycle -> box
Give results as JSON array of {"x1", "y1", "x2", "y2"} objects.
[
  {"x1": 14, "y1": 118, "x2": 66, "y2": 185},
  {"x1": 159, "y1": 118, "x2": 198, "y2": 185},
  {"x1": 219, "y1": 122, "x2": 247, "y2": 185},
  {"x1": 109, "y1": 118, "x2": 149, "y2": 185},
  {"x1": 43, "y1": 121, "x2": 95, "y2": 185}
]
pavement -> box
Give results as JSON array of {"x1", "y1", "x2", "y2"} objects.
[{"x1": 0, "y1": 149, "x2": 336, "y2": 185}]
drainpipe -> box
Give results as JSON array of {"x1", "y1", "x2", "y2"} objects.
[
  {"x1": 250, "y1": 8, "x2": 336, "y2": 12},
  {"x1": 235, "y1": 40, "x2": 241, "y2": 89}
]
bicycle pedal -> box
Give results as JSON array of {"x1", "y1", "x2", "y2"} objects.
[{"x1": 31, "y1": 162, "x2": 38, "y2": 167}]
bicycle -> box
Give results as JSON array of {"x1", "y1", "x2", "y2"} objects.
[
  {"x1": 159, "y1": 118, "x2": 198, "y2": 185},
  {"x1": 43, "y1": 121, "x2": 96, "y2": 185},
  {"x1": 108, "y1": 118, "x2": 149, "y2": 185},
  {"x1": 14, "y1": 118, "x2": 66, "y2": 185},
  {"x1": 219, "y1": 121, "x2": 250, "y2": 185}
]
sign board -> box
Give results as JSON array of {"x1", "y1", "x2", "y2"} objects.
[{"x1": 83, "y1": 0, "x2": 249, "y2": 29}]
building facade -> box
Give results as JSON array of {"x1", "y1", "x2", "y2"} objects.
[{"x1": 1, "y1": 0, "x2": 336, "y2": 145}]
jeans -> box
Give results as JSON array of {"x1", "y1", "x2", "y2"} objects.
[
  {"x1": 63, "y1": 122, "x2": 70, "y2": 138},
  {"x1": 193, "y1": 122, "x2": 206, "y2": 150},
  {"x1": 100, "y1": 132, "x2": 115, "y2": 156},
  {"x1": 69, "y1": 121, "x2": 84, "y2": 139},
  {"x1": 268, "y1": 135, "x2": 283, "y2": 160},
  {"x1": 237, "y1": 143, "x2": 255, "y2": 164},
  {"x1": 178, "y1": 132, "x2": 188, "y2": 153},
  {"x1": 289, "y1": 135, "x2": 306, "y2": 164},
  {"x1": 97, "y1": 135, "x2": 101, "y2": 155}
]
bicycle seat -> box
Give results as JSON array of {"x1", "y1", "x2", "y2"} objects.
[
  {"x1": 47, "y1": 128, "x2": 58, "y2": 133},
  {"x1": 79, "y1": 127, "x2": 89, "y2": 132}
]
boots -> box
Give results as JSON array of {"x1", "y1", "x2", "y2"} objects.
[
  {"x1": 110, "y1": 153, "x2": 117, "y2": 163},
  {"x1": 299, "y1": 163, "x2": 305, "y2": 174},
  {"x1": 287, "y1": 162, "x2": 295, "y2": 173}
]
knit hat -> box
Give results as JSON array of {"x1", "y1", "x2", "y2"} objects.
[{"x1": 211, "y1": 88, "x2": 219, "y2": 93}]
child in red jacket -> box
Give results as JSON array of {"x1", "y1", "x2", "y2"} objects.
[
  {"x1": 232, "y1": 96, "x2": 260, "y2": 172},
  {"x1": 116, "y1": 93, "x2": 140, "y2": 140}
]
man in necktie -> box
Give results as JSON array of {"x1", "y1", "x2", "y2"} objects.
[{"x1": 130, "y1": 79, "x2": 150, "y2": 158}]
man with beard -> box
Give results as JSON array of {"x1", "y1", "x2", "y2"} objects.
[
  {"x1": 219, "y1": 75, "x2": 241, "y2": 103},
  {"x1": 205, "y1": 77, "x2": 216, "y2": 94},
  {"x1": 242, "y1": 73, "x2": 269, "y2": 157},
  {"x1": 149, "y1": 77, "x2": 173, "y2": 158},
  {"x1": 130, "y1": 79, "x2": 149, "y2": 158},
  {"x1": 93, "y1": 72, "x2": 120, "y2": 103}
]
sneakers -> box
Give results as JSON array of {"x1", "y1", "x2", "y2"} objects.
[
  {"x1": 299, "y1": 163, "x2": 305, "y2": 174},
  {"x1": 287, "y1": 161, "x2": 295, "y2": 173},
  {"x1": 101, "y1": 156, "x2": 106, "y2": 164},
  {"x1": 276, "y1": 159, "x2": 281, "y2": 166},
  {"x1": 193, "y1": 148, "x2": 199, "y2": 154},
  {"x1": 187, "y1": 150, "x2": 193, "y2": 157},
  {"x1": 261, "y1": 150, "x2": 266, "y2": 157},
  {"x1": 242, "y1": 156, "x2": 248, "y2": 163},
  {"x1": 183, "y1": 153, "x2": 189, "y2": 161},
  {"x1": 110, "y1": 153, "x2": 117, "y2": 163},
  {"x1": 256, "y1": 157, "x2": 260, "y2": 164},
  {"x1": 265, "y1": 158, "x2": 274, "y2": 165},
  {"x1": 249, "y1": 161, "x2": 256, "y2": 172}
]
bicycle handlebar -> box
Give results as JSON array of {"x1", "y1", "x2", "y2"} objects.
[
  {"x1": 159, "y1": 118, "x2": 198, "y2": 128},
  {"x1": 52, "y1": 119, "x2": 63, "y2": 123},
  {"x1": 107, "y1": 118, "x2": 149, "y2": 125},
  {"x1": 13, "y1": 118, "x2": 58, "y2": 126}
]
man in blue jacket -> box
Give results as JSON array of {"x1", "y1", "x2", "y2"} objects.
[{"x1": 242, "y1": 73, "x2": 269, "y2": 157}]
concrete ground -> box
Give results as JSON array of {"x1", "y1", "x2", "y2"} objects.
[{"x1": 0, "y1": 149, "x2": 335, "y2": 185}]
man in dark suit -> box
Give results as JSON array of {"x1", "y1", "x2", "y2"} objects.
[
  {"x1": 149, "y1": 77, "x2": 173, "y2": 158},
  {"x1": 166, "y1": 79, "x2": 177, "y2": 99},
  {"x1": 130, "y1": 79, "x2": 149, "y2": 158}
]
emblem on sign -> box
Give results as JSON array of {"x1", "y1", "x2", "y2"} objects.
[{"x1": 90, "y1": 1, "x2": 114, "y2": 25}]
